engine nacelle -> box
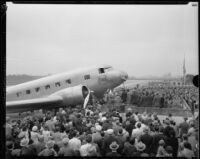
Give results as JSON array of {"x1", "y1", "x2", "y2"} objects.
[{"x1": 50, "y1": 85, "x2": 89, "y2": 106}]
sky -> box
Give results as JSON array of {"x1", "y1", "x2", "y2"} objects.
[{"x1": 6, "y1": 2, "x2": 198, "y2": 77}]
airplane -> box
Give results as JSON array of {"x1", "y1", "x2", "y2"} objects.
[{"x1": 6, "y1": 65, "x2": 128, "y2": 114}]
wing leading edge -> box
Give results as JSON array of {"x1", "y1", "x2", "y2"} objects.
[{"x1": 6, "y1": 96, "x2": 63, "y2": 113}]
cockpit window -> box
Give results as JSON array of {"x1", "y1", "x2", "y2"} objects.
[
  {"x1": 104, "y1": 67, "x2": 113, "y2": 72},
  {"x1": 84, "y1": 74, "x2": 90, "y2": 80},
  {"x1": 98, "y1": 68, "x2": 105, "y2": 74}
]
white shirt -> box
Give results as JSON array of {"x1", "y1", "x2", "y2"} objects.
[
  {"x1": 131, "y1": 127, "x2": 143, "y2": 139},
  {"x1": 31, "y1": 131, "x2": 39, "y2": 144}
]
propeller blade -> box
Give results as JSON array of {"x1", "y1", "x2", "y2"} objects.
[{"x1": 83, "y1": 90, "x2": 90, "y2": 109}]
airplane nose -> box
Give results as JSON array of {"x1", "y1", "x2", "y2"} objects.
[{"x1": 120, "y1": 71, "x2": 128, "y2": 81}]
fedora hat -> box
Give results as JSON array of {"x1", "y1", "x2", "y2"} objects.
[
  {"x1": 109, "y1": 141, "x2": 119, "y2": 151},
  {"x1": 32, "y1": 126, "x2": 38, "y2": 132},
  {"x1": 95, "y1": 125, "x2": 102, "y2": 131},
  {"x1": 106, "y1": 129, "x2": 114, "y2": 135},
  {"x1": 20, "y1": 138, "x2": 29, "y2": 147},
  {"x1": 136, "y1": 141, "x2": 146, "y2": 152},
  {"x1": 159, "y1": 139, "x2": 165, "y2": 145},
  {"x1": 62, "y1": 138, "x2": 69, "y2": 145}
]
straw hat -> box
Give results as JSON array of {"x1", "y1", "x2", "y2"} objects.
[
  {"x1": 106, "y1": 129, "x2": 114, "y2": 135},
  {"x1": 136, "y1": 141, "x2": 146, "y2": 152},
  {"x1": 32, "y1": 126, "x2": 38, "y2": 132},
  {"x1": 109, "y1": 141, "x2": 119, "y2": 151},
  {"x1": 102, "y1": 117, "x2": 107, "y2": 122},
  {"x1": 62, "y1": 138, "x2": 69, "y2": 145},
  {"x1": 18, "y1": 132, "x2": 25, "y2": 139},
  {"x1": 20, "y1": 138, "x2": 29, "y2": 147},
  {"x1": 95, "y1": 125, "x2": 102, "y2": 131},
  {"x1": 159, "y1": 139, "x2": 165, "y2": 145}
]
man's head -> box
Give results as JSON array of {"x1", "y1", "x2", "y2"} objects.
[
  {"x1": 86, "y1": 134, "x2": 92, "y2": 143},
  {"x1": 130, "y1": 137, "x2": 135, "y2": 145},
  {"x1": 183, "y1": 142, "x2": 192, "y2": 150},
  {"x1": 136, "y1": 122, "x2": 141, "y2": 129},
  {"x1": 184, "y1": 117, "x2": 188, "y2": 121},
  {"x1": 62, "y1": 138, "x2": 69, "y2": 146}
]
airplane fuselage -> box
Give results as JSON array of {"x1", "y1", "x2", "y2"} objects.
[{"x1": 7, "y1": 65, "x2": 128, "y2": 103}]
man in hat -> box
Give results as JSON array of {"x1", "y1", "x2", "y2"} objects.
[
  {"x1": 87, "y1": 145, "x2": 99, "y2": 157},
  {"x1": 135, "y1": 141, "x2": 148, "y2": 157},
  {"x1": 31, "y1": 125, "x2": 40, "y2": 144},
  {"x1": 151, "y1": 125, "x2": 166, "y2": 156},
  {"x1": 163, "y1": 119, "x2": 174, "y2": 138},
  {"x1": 116, "y1": 128, "x2": 126, "y2": 154},
  {"x1": 45, "y1": 116, "x2": 56, "y2": 132},
  {"x1": 102, "y1": 129, "x2": 118, "y2": 155},
  {"x1": 140, "y1": 126, "x2": 153, "y2": 154},
  {"x1": 122, "y1": 137, "x2": 138, "y2": 156},
  {"x1": 106, "y1": 141, "x2": 121, "y2": 156},
  {"x1": 156, "y1": 139, "x2": 169, "y2": 157},
  {"x1": 6, "y1": 117, "x2": 13, "y2": 140},
  {"x1": 80, "y1": 134, "x2": 93, "y2": 156},
  {"x1": 32, "y1": 135, "x2": 46, "y2": 155},
  {"x1": 178, "y1": 142, "x2": 195, "y2": 158},
  {"x1": 68, "y1": 130, "x2": 81, "y2": 153},
  {"x1": 92, "y1": 125, "x2": 102, "y2": 146},
  {"x1": 58, "y1": 138, "x2": 74, "y2": 156},
  {"x1": 20, "y1": 138, "x2": 35, "y2": 156},
  {"x1": 131, "y1": 122, "x2": 143, "y2": 140},
  {"x1": 18, "y1": 126, "x2": 29, "y2": 140},
  {"x1": 178, "y1": 117, "x2": 189, "y2": 138},
  {"x1": 38, "y1": 140, "x2": 57, "y2": 156},
  {"x1": 6, "y1": 141, "x2": 14, "y2": 159}
]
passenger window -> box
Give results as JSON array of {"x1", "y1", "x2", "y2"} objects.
[
  {"x1": 45, "y1": 85, "x2": 50, "y2": 89},
  {"x1": 35, "y1": 87, "x2": 40, "y2": 92},
  {"x1": 66, "y1": 79, "x2": 71, "y2": 84},
  {"x1": 84, "y1": 74, "x2": 90, "y2": 80},
  {"x1": 16, "y1": 92, "x2": 22, "y2": 97},
  {"x1": 98, "y1": 68, "x2": 105, "y2": 74},
  {"x1": 26, "y1": 90, "x2": 31, "y2": 94},
  {"x1": 55, "y1": 82, "x2": 61, "y2": 87}
]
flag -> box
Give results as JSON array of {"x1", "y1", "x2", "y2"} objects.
[{"x1": 83, "y1": 90, "x2": 90, "y2": 109}]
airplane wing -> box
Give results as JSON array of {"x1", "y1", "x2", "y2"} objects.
[
  {"x1": 6, "y1": 96, "x2": 63, "y2": 113},
  {"x1": 6, "y1": 85, "x2": 90, "y2": 114}
]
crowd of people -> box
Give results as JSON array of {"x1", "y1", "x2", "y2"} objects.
[
  {"x1": 6, "y1": 100, "x2": 199, "y2": 158},
  {"x1": 109, "y1": 84, "x2": 199, "y2": 112}
]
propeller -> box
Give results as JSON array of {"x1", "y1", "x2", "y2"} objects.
[{"x1": 83, "y1": 90, "x2": 94, "y2": 109}]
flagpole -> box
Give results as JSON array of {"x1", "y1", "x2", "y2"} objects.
[{"x1": 183, "y1": 54, "x2": 186, "y2": 86}]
